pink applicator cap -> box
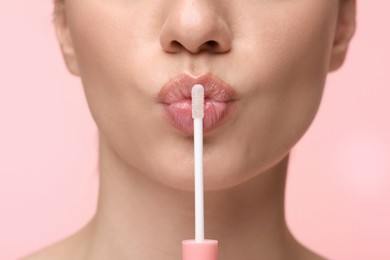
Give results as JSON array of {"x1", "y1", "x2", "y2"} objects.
[{"x1": 182, "y1": 239, "x2": 218, "y2": 260}]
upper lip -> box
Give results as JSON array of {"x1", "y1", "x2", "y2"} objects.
[{"x1": 158, "y1": 73, "x2": 237, "y2": 104}]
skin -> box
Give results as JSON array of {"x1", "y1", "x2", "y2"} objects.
[{"x1": 25, "y1": 0, "x2": 355, "y2": 259}]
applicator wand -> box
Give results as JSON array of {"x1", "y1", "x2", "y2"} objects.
[{"x1": 182, "y1": 84, "x2": 218, "y2": 260}]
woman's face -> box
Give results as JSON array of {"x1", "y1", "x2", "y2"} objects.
[{"x1": 55, "y1": 0, "x2": 353, "y2": 191}]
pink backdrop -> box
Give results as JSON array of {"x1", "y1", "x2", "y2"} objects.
[{"x1": 1, "y1": 1, "x2": 389, "y2": 259}]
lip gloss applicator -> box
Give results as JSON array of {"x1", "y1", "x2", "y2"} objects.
[{"x1": 182, "y1": 84, "x2": 218, "y2": 260}]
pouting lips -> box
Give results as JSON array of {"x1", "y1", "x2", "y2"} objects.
[{"x1": 158, "y1": 73, "x2": 237, "y2": 134}]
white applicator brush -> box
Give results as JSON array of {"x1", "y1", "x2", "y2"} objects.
[{"x1": 182, "y1": 84, "x2": 218, "y2": 260}]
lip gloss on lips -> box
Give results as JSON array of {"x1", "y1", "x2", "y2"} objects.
[{"x1": 158, "y1": 73, "x2": 236, "y2": 134}]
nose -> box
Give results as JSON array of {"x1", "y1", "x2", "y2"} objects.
[{"x1": 159, "y1": 1, "x2": 232, "y2": 54}]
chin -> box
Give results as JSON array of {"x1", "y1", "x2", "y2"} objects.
[{"x1": 142, "y1": 158, "x2": 253, "y2": 192}]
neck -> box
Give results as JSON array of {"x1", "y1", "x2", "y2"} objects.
[{"x1": 82, "y1": 135, "x2": 301, "y2": 259}]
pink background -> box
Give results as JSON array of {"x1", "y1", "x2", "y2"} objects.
[{"x1": 1, "y1": 1, "x2": 389, "y2": 259}]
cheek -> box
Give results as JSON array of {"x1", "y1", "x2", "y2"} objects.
[
  {"x1": 66, "y1": 1, "x2": 162, "y2": 130},
  {"x1": 235, "y1": 1, "x2": 337, "y2": 90},
  {"x1": 65, "y1": 2, "x2": 163, "y2": 167},
  {"x1": 228, "y1": 2, "x2": 338, "y2": 171},
  {"x1": 66, "y1": 1, "x2": 153, "y2": 86}
]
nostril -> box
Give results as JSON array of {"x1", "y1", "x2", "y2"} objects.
[
  {"x1": 198, "y1": 40, "x2": 220, "y2": 52},
  {"x1": 205, "y1": 40, "x2": 218, "y2": 48},
  {"x1": 171, "y1": 40, "x2": 183, "y2": 49}
]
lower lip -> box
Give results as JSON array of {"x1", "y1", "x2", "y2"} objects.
[{"x1": 163, "y1": 100, "x2": 234, "y2": 134}]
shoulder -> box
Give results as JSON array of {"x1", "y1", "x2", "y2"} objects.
[
  {"x1": 22, "y1": 243, "x2": 69, "y2": 260},
  {"x1": 21, "y1": 229, "x2": 88, "y2": 260}
]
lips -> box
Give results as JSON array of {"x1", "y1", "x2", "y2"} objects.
[{"x1": 158, "y1": 73, "x2": 237, "y2": 134}]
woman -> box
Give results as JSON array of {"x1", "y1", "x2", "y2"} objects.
[{"x1": 25, "y1": 0, "x2": 356, "y2": 259}]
